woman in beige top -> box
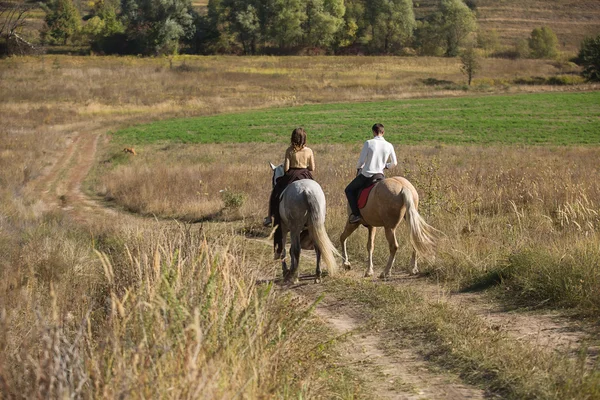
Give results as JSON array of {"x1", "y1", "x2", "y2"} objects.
[{"x1": 264, "y1": 127, "x2": 315, "y2": 227}]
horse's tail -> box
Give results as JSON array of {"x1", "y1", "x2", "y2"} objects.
[
  {"x1": 306, "y1": 190, "x2": 340, "y2": 276},
  {"x1": 401, "y1": 188, "x2": 439, "y2": 259}
]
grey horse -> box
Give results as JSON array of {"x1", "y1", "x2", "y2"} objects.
[{"x1": 269, "y1": 163, "x2": 339, "y2": 283}]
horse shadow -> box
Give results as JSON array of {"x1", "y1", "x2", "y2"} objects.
[{"x1": 256, "y1": 271, "x2": 330, "y2": 287}]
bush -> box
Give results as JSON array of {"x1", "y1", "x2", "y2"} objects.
[
  {"x1": 576, "y1": 34, "x2": 600, "y2": 82},
  {"x1": 529, "y1": 26, "x2": 558, "y2": 59},
  {"x1": 477, "y1": 29, "x2": 500, "y2": 53},
  {"x1": 514, "y1": 75, "x2": 585, "y2": 85},
  {"x1": 221, "y1": 190, "x2": 246, "y2": 210},
  {"x1": 546, "y1": 75, "x2": 585, "y2": 85}
]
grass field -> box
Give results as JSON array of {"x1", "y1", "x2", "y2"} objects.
[{"x1": 114, "y1": 91, "x2": 600, "y2": 145}]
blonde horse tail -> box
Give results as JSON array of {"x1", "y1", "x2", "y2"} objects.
[
  {"x1": 402, "y1": 188, "x2": 438, "y2": 259},
  {"x1": 306, "y1": 192, "x2": 340, "y2": 276}
]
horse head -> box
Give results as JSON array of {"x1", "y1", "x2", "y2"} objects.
[{"x1": 269, "y1": 162, "x2": 285, "y2": 188}]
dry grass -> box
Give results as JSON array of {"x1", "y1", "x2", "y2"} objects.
[
  {"x1": 0, "y1": 218, "x2": 346, "y2": 398},
  {"x1": 99, "y1": 143, "x2": 600, "y2": 315}
]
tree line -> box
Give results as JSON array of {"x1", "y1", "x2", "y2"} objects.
[
  {"x1": 40, "y1": 0, "x2": 479, "y2": 56},
  {"x1": 2, "y1": 0, "x2": 599, "y2": 80}
]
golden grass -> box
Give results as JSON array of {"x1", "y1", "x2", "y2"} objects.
[{"x1": 99, "y1": 143, "x2": 600, "y2": 314}]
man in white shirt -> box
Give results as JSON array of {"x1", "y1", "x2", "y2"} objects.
[{"x1": 345, "y1": 123, "x2": 398, "y2": 224}]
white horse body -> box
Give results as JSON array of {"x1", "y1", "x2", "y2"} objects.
[{"x1": 270, "y1": 164, "x2": 338, "y2": 283}]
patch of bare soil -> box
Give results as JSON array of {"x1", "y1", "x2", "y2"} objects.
[
  {"x1": 30, "y1": 124, "x2": 128, "y2": 223},
  {"x1": 363, "y1": 271, "x2": 598, "y2": 367}
]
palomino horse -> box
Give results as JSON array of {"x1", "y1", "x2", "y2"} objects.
[
  {"x1": 269, "y1": 163, "x2": 339, "y2": 283},
  {"x1": 340, "y1": 176, "x2": 438, "y2": 278}
]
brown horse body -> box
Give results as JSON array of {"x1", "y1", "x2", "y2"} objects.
[{"x1": 340, "y1": 177, "x2": 438, "y2": 278}]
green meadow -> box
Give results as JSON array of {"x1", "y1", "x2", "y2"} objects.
[{"x1": 114, "y1": 92, "x2": 600, "y2": 145}]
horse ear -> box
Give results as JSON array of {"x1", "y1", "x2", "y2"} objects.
[{"x1": 269, "y1": 162, "x2": 276, "y2": 170}]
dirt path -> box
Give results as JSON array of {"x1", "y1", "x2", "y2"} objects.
[
  {"x1": 30, "y1": 128, "x2": 597, "y2": 398},
  {"x1": 297, "y1": 283, "x2": 488, "y2": 400}
]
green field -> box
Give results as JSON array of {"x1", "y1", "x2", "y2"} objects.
[{"x1": 115, "y1": 92, "x2": 600, "y2": 145}]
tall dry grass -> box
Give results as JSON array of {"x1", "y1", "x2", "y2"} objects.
[
  {"x1": 99, "y1": 143, "x2": 600, "y2": 315},
  {"x1": 0, "y1": 220, "x2": 337, "y2": 398}
]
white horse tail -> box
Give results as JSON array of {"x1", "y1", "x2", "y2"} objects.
[
  {"x1": 306, "y1": 191, "x2": 340, "y2": 276},
  {"x1": 402, "y1": 188, "x2": 438, "y2": 259}
]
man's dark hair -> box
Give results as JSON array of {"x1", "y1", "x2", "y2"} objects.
[{"x1": 372, "y1": 123, "x2": 385, "y2": 135}]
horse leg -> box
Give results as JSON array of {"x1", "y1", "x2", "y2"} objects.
[
  {"x1": 364, "y1": 226, "x2": 376, "y2": 277},
  {"x1": 315, "y1": 247, "x2": 322, "y2": 284},
  {"x1": 380, "y1": 228, "x2": 399, "y2": 279},
  {"x1": 410, "y1": 249, "x2": 418, "y2": 275},
  {"x1": 340, "y1": 222, "x2": 360, "y2": 270},
  {"x1": 288, "y1": 231, "x2": 302, "y2": 284},
  {"x1": 280, "y1": 226, "x2": 289, "y2": 279}
]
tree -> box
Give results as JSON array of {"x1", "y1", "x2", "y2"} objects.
[
  {"x1": 528, "y1": 26, "x2": 558, "y2": 59},
  {"x1": 414, "y1": 15, "x2": 445, "y2": 56},
  {"x1": 84, "y1": 0, "x2": 124, "y2": 44},
  {"x1": 460, "y1": 45, "x2": 479, "y2": 85},
  {"x1": 302, "y1": 0, "x2": 345, "y2": 48},
  {"x1": 204, "y1": 0, "x2": 237, "y2": 53},
  {"x1": 121, "y1": 0, "x2": 196, "y2": 54},
  {"x1": 267, "y1": 0, "x2": 305, "y2": 50},
  {"x1": 234, "y1": 4, "x2": 260, "y2": 54},
  {"x1": 371, "y1": 0, "x2": 415, "y2": 53},
  {"x1": 439, "y1": 0, "x2": 476, "y2": 57},
  {"x1": 577, "y1": 34, "x2": 600, "y2": 82},
  {"x1": 0, "y1": 1, "x2": 37, "y2": 54},
  {"x1": 338, "y1": 0, "x2": 364, "y2": 47},
  {"x1": 43, "y1": 0, "x2": 81, "y2": 44}
]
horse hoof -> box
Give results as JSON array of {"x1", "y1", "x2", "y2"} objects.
[
  {"x1": 410, "y1": 268, "x2": 419, "y2": 275},
  {"x1": 364, "y1": 271, "x2": 373, "y2": 278},
  {"x1": 343, "y1": 262, "x2": 352, "y2": 270},
  {"x1": 379, "y1": 273, "x2": 388, "y2": 280},
  {"x1": 314, "y1": 278, "x2": 321, "y2": 284}
]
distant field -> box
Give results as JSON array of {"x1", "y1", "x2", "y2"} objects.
[
  {"x1": 114, "y1": 91, "x2": 600, "y2": 146},
  {"x1": 416, "y1": 0, "x2": 600, "y2": 53}
]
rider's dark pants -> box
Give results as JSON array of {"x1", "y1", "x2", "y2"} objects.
[{"x1": 345, "y1": 174, "x2": 371, "y2": 217}]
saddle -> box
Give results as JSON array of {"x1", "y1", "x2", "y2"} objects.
[{"x1": 358, "y1": 174, "x2": 384, "y2": 209}]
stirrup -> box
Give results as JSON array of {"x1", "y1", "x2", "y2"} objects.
[
  {"x1": 349, "y1": 214, "x2": 361, "y2": 224},
  {"x1": 263, "y1": 216, "x2": 272, "y2": 227}
]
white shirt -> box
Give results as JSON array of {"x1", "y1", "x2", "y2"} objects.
[{"x1": 356, "y1": 136, "x2": 397, "y2": 178}]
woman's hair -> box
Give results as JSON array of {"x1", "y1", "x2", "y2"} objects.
[{"x1": 290, "y1": 127, "x2": 307, "y2": 151}]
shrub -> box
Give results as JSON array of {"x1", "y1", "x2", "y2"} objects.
[
  {"x1": 529, "y1": 26, "x2": 558, "y2": 59},
  {"x1": 221, "y1": 190, "x2": 246, "y2": 210},
  {"x1": 576, "y1": 34, "x2": 600, "y2": 82},
  {"x1": 546, "y1": 75, "x2": 585, "y2": 85},
  {"x1": 477, "y1": 29, "x2": 500, "y2": 53},
  {"x1": 514, "y1": 75, "x2": 585, "y2": 85}
]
